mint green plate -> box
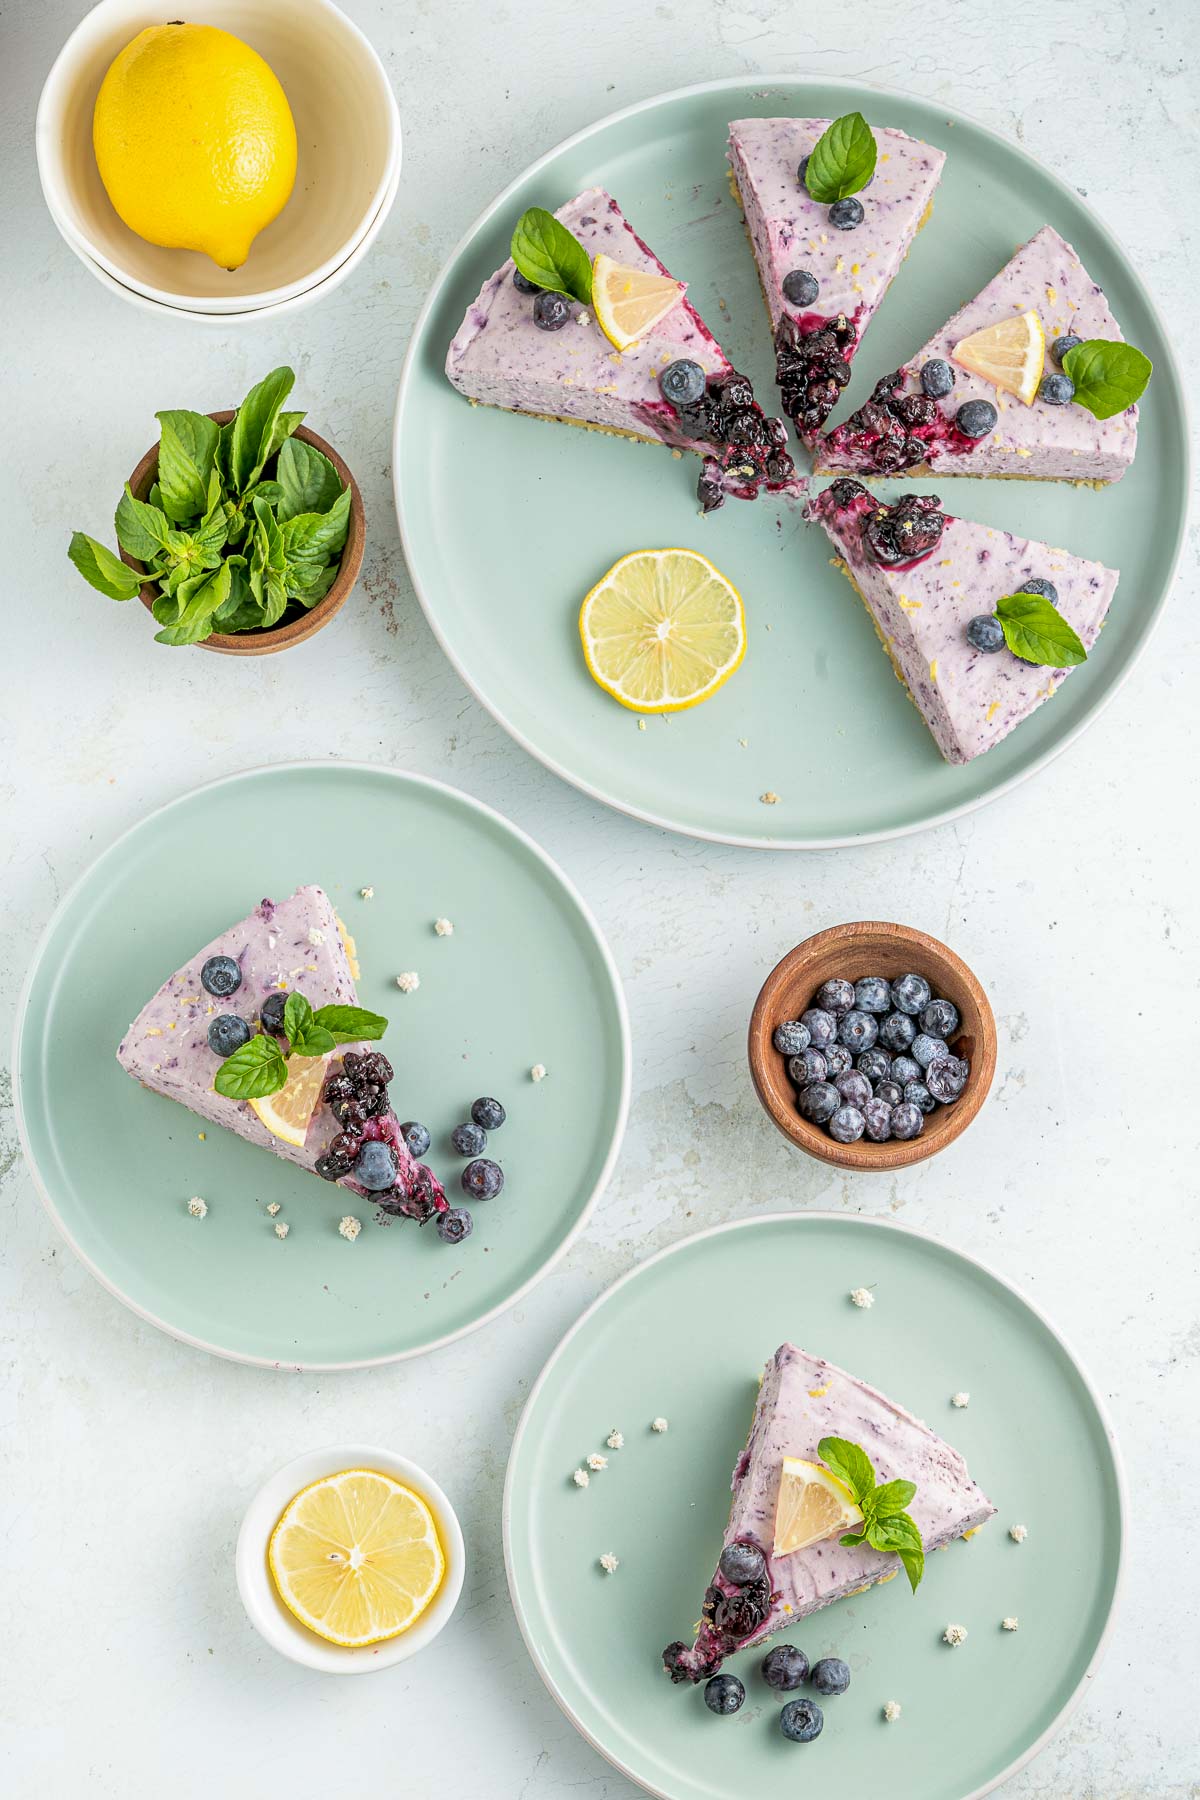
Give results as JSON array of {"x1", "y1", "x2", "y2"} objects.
[
  {"x1": 395, "y1": 77, "x2": 1187, "y2": 848},
  {"x1": 504, "y1": 1215, "x2": 1124, "y2": 1799},
  {"x1": 13, "y1": 764, "x2": 629, "y2": 1367}
]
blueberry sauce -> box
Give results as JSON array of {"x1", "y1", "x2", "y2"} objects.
[
  {"x1": 652, "y1": 365, "x2": 800, "y2": 512},
  {"x1": 819, "y1": 479, "x2": 948, "y2": 570},
  {"x1": 822, "y1": 368, "x2": 984, "y2": 472},
  {"x1": 772, "y1": 309, "x2": 859, "y2": 441},
  {"x1": 316, "y1": 1049, "x2": 458, "y2": 1238}
]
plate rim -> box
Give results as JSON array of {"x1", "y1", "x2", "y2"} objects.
[
  {"x1": 393, "y1": 72, "x2": 1191, "y2": 851},
  {"x1": 11, "y1": 759, "x2": 632, "y2": 1371},
  {"x1": 501, "y1": 1210, "x2": 1127, "y2": 1800}
]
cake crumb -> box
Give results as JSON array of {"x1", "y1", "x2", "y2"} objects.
[
  {"x1": 883, "y1": 1700, "x2": 902, "y2": 1723},
  {"x1": 572, "y1": 1468, "x2": 590, "y2": 1489},
  {"x1": 197, "y1": 1132, "x2": 206, "y2": 1141},
  {"x1": 849, "y1": 1286, "x2": 874, "y2": 1309},
  {"x1": 434, "y1": 918, "x2": 454, "y2": 937},
  {"x1": 360, "y1": 886, "x2": 375, "y2": 900},
  {"x1": 531, "y1": 1063, "x2": 547, "y2": 1082},
  {"x1": 274, "y1": 1222, "x2": 290, "y2": 1240},
  {"x1": 586, "y1": 1453, "x2": 608, "y2": 1471},
  {"x1": 951, "y1": 1391, "x2": 970, "y2": 1408},
  {"x1": 338, "y1": 1216, "x2": 362, "y2": 1242},
  {"x1": 267, "y1": 1202, "x2": 281, "y2": 1217},
  {"x1": 606, "y1": 1429, "x2": 624, "y2": 1450},
  {"x1": 1002, "y1": 1617, "x2": 1019, "y2": 1632},
  {"x1": 738, "y1": 737, "x2": 748, "y2": 747},
  {"x1": 186, "y1": 1196, "x2": 207, "y2": 1219},
  {"x1": 395, "y1": 971, "x2": 420, "y2": 993},
  {"x1": 599, "y1": 1552, "x2": 619, "y2": 1574},
  {"x1": 651, "y1": 1416, "x2": 669, "y2": 1434},
  {"x1": 1009, "y1": 1523, "x2": 1028, "y2": 1544},
  {"x1": 942, "y1": 1623, "x2": 968, "y2": 1647},
  {"x1": 760, "y1": 791, "x2": 780, "y2": 805},
  {"x1": 307, "y1": 927, "x2": 325, "y2": 947}
]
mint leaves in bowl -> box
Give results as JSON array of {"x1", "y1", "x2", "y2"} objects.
[{"x1": 68, "y1": 366, "x2": 364, "y2": 654}]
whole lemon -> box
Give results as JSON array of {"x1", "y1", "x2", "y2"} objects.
[{"x1": 93, "y1": 23, "x2": 297, "y2": 270}]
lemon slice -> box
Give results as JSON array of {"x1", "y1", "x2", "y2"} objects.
[
  {"x1": 951, "y1": 310, "x2": 1045, "y2": 405},
  {"x1": 773, "y1": 1457, "x2": 864, "y2": 1556},
  {"x1": 249, "y1": 1052, "x2": 331, "y2": 1148},
  {"x1": 269, "y1": 1468, "x2": 446, "y2": 1647},
  {"x1": 579, "y1": 548, "x2": 746, "y2": 714},
  {"x1": 591, "y1": 254, "x2": 685, "y2": 351}
]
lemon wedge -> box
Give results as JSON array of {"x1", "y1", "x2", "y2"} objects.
[
  {"x1": 591, "y1": 254, "x2": 685, "y2": 351},
  {"x1": 774, "y1": 1457, "x2": 864, "y2": 1556},
  {"x1": 951, "y1": 310, "x2": 1045, "y2": 405},
  {"x1": 249, "y1": 1053, "x2": 331, "y2": 1148},
  {"x1": 579, "y1": 548, "x2": 746, "y2": 713},
  {"x1": 269, "y1": 1469, "x2": 446, "y2": 1647}
]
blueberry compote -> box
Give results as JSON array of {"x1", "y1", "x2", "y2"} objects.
[
  {"x1": 822, "y1": 369, "x2": 984, "y2": 473},
  {"x1": 819, "y1": 479, "x2": 948, "y2": 572},
  {"x1": 773, "y1": 309, "x2": 858, "y2": 440},
  {"x1": 656, "y1": 363, "x2": 800, "y2": 512},
  {"x1": 662, "y1": 1540, "x2": 777, "y2": 1683},
  {"x1": 315, "y1": 1050, "x2": 455, "y2": 1236}
]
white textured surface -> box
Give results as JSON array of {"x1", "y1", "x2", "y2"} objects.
[{"x1": 2, "y1": 1, "x2": 1199, "y2": 1795}]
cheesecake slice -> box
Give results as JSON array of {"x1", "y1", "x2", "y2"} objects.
[
  {"x1": 117, "y1": 886, "x2": 451, "y2": 1228},
  {"x1": 818, "y1": 226, "x2": 1138, "y2": 482},
  {"x1": 727, "y1": 118, "x2": 945, "y2": 443},
  {"x1": 662, "y1": 1342, "x2": 994, "y2": 1683},
  {"x1": 808, "y1": 479, "x2": 1119, "y2": 764},
  {"x1": 445, "y1": 187, "x2": 803, "y2": 512}
]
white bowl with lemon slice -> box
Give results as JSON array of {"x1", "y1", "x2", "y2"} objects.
[{"x1": 237, "y1": 1445, "x2": 465, "y2": 1673}]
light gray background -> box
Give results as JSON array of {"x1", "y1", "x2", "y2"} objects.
[{"x1": 3, "y1": 0, "x2": 1198, "y2": 1794}]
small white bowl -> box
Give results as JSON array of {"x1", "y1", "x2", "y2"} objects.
[
  {"x1": 37, "y1": 0, "x2": 400, "y2": 314},
  {"x1": 236, "y1": 1445, "x2": 465, "y2": 1674}
]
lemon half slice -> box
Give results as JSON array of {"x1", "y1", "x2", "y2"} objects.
[
  {"x1": 579, "y1": 548, "x2": 746, "y2": 714},
  {"x1": 249, "y1": 1052, "x2": 331, "y2": 1147},
  {"x1": 591, "y1": 254, "x2": 685, "y2": 351},
  {"x1": 951, "y1": 310, "x2": 1045, "y2": 405},
  {"x1": 774, "y1": 1457, "x2": 864, "y2": 1556},
  {"x1": 269, "y1": 1468, "x2": 446, "y2": 1647}
]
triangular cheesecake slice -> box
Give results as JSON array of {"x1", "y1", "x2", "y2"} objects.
[
  {"x1": 445, "y1": 187, "x2": 803, "y2": 512},
  {"x1": 663, "y1": 1343, "x2": 994, "y2": 1683},
  {"x1": 727, "y1": 118, "x2": 945, "y2": 443},
  {"x1": 817, "y1": 226, "x2": 1138, "y2": 482},
  {"x1": 117, "y1": 886, "x2": 454, "y2": 1232},
  {"x1": 808, "y1": 479, "x2": 1119, "y2": 764}
]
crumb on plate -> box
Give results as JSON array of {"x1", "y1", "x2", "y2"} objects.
[
  {"x1": 267, "y1": 1202, "x2": 281, "y2": 1217},
  {"x1": 187, "y1": 1195, "x2": 207, "y2": 1219},
  {"x1": 360, "y1": 886, "x2": 374, "y2": 899},
  {"x1": 951, "y1": 1391, "x2": 970, "y2": 1408},
  {"x1": 942, "y1": 1623, "x2": 968, "y2": 1647},
  {"x1": 572, "y1": 1468, "x2": 589, "y2": 1489},
  {"x1": 849, "y1": 1286, "x2": 874, "y2": 1309},
  {"x1": 531, "y1": 1063, "x2": 547, "y2": 1082},
  {"x1": 434, "y1": 918, "x2": 454, "y2": 937},
  {"x1": 338, "y1": 1216, "x2": 362, "y2": 1242},
  {"x1": 599, "y1": 1552, "x2": 619, "y2": 1574},
  {"x1": 651, "y1": 1416, "x2": 669, "y2": 1434},
  {"x1": 1002, "y1": 1617, "x2": 1019, "y2": 1632},
  {"x1": 606, "y1": 1429, "x2": 624, "y2": 1450},
  {"x1": 395, "y1": 971, "x2": 420, "y2": 993},
  {"x1": 274, "y1": 1221, "x2": 290, "y2": 1240},
  {"x1": 883, "y1": 1700, "x2": 902, "y2": 1723},
  {"x1": 1009, "y1": 1523, "x2": 1028, "y2": 1544},
  {"x1": 586, "y1": 1453, "x2": 608, "y2": 1471}
]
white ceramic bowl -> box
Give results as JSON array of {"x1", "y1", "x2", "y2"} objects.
[
  {"x1": 37, "y1": 0, "x2": 400, "y2": 314},
  {"x1": 236, "y1": 1444, "x2": 466, "y2": 1674}
]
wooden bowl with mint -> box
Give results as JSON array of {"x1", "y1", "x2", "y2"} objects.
[{"x1": 68, "y1": 366, "x2": 364, "y2": 655}]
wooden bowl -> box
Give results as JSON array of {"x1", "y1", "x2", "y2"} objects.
[
  {"x1": 748, "y1": 922, "x2": 996, "y2": 1171},
  {"x1": 122, "y1": 410, "x2": 365, "y2": 656}
]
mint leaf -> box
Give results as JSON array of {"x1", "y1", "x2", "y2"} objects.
[
  {"x1": 115, "y1": 485, "x2": 174, "y2": 560},
  {"x1": 68, "y1": 532, "x2": 143, "y2": 600},
  {"x1": 839, "y1": 1530, "x2": 867, "y2": 1547},
  {"x1": 280, "y1": 485, "x2": 350, "y2": 565},
  {"x1": 153, "y1": 561, "x2": 232, "y2": 646},
  {"x1": 511, "y1": 207, "x2": 593, "y2": 304},
  {"x1": 155, "y1": 409, "x2": 220, "y2": 518},
  {"x1": 276, "y1": 436, "x2": 344, "y2": 521},
  {"x1": 288, "y1": 562, "x2": 339, "y2": 607},
  {"x1": 871, "y1": 1478, "x2": 917, "y2": 1518},
  {"x1": 249, "y1": 496, "x2": 288, "y2": 626},
  {"x1": 312, "y1": 1004, "x2": 388, "y2": 1044},
  {"x1": 996, "y1": 593, "x2": 1087, "y2": 668},
  {"x1": 265, "y1": 410, "x2": 306, "y2": 464},
  {"x1": 867, "y1": 1512, "x2": 925, "y2": 1594},
  {"x1": 1063, "y1": 339, "x2": 1152, "y2": 421},
  {"x1": 229, "y1": 366, "x2": 295, "y2": 494},
  {"x1": 290, "y1": 1024, "x2": 337, "y2": 1060},
  {"x1": 214, "y1": 1033, "x2": 288, "y2": 1099},
  {"x1": 817, "y1": 1436, "x2": 876, "y2": 1503},
  {"x1": 804, "y1": 113, "x2": 877, "y2": 202},
  {"x1": 283, "y1": 992, "x2": 313, "y2": 1047}
]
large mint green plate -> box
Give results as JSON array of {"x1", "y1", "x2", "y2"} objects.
[
  {"x1": 13, "y1": 764, "x2": 629, "y2": 1367},
  {"x1": 504, "y1": 1215, "x2": 1124, "y2": 1799},
  {"x1": 395, "y1": 77, "x2": 1188, "y2": 847}
]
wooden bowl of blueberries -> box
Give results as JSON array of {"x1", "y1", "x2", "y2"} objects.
[{"x1": 748, "y1": 922, "x2": 997, "y2": 1170}]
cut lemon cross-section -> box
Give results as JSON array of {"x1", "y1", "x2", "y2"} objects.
[
  {"x1": 774, "y1": 1457, "x2": 864, "y2": 1556},
  {"x1": 249, "y1": 1051, "x2": 331, "y2": 1147},
  {"x1": 269, "y1": 1468, "x2": 446, "y2": 1647},
  {"x1": 951, "y1": 309, "x2": 1045, "y2": 405},
  {"x1": 592, "y1": 253, "x2": 685, "y2": 351},
  {"x1": 579, "y1": 548, "x2": 746, "y2": 714}
]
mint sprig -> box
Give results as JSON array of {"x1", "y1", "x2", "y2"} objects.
[
  {"x1": 996, "y1": 592, "x2": 1087, "y2": 668},
  {"x1": 1062, "y1": 339, "x2": 1152, "y2": 421},
  {"x1": 213, "y1": 1000, "x2": 389, "y2": 1101},
  {"x1": 511, "y1": 207, "x2": 593, "y2": 304},
  {"x1": 817, "y1": 1435, "x2": 926, "y2": 1593},
  {"x1": 804, "y1": 113, "x2": 877, "y2": 203}
]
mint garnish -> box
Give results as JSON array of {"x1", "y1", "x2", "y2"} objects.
[
  {"x1": 817, "y1": 1435, "x2": 926, "y2": 1593},
  {"x1": 996, "y1": 592, "x2": 1087, "y2": 667},
  {"x1": 511, "y1": 207, "x2": 593, "y2": 304},
  {"x1": 213, "y1": 1001, "x2": 389, "y2": 1101},
  {"x1": 1062, "y1": 339, "x2": 1152, "y2": 421},
  {"x1": 213, "y1": 1034, "x2": 289, "y2": 1100},
  {"x1": 804, "y1": 113, "x2": 877, "y2": 203}
]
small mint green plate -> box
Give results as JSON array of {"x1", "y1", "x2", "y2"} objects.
[
  {"x1": 395, "y1": 76, "x2": 1188, "y2": 848},
  {"x1": 504, "y1": 1215, "x2": 1123, "y2": 1799},
  {"x1": 13, "y1": 763, "x2": 629, "y2": 1367}
]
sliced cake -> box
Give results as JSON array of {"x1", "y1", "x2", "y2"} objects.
[
  {"x1": 727, "y1": 117, "x2": 945, "y2": 442},
  {"x1": 818, "y1": 226, "x2": 1140, "y2": 481},
  {"x1": 117, "y1": 886, "x2": 455, "y2": 1233},
  {"x1": 662, "y1": 1342, "x2": 994, "y2": 1683},
  {"x1": 808, "y1": 479, "x2": 1119, "y2": 764},
  {"x1": 445, "y1": 187, "x2": 803, "y2": 511}
]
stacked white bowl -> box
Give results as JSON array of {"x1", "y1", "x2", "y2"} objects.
[{"x1": 36, "y1": 0, "x2": 401, "y2": 322}]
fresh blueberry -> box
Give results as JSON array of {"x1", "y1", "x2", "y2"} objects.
[
  {"x1": 780, "y1": 1696, "x2": 824, "y2": 1743},
  {"x1": 800, "y1": 1008, "x2": 838, "y2": 1049},
  {"x1": 889, "y1": 1054, "x2": 921, "y2": 1086},
  {"x1": 857, "y1": 1047, "x2": 891, "y2": 1086},
  {"x1": 1039, "y1": 373, "x2": 1075, "y2": 405},
  {"x1": 260, "y1": 991, "x2": 288, "y2": 1036},
  {"x1": 889, "y1": 1101, "x2": 924, "y2": 1140},
  {"x1": 797, "y1": 155, "x2": 811, "y2": 187},
  {"x1": 533, "y1": 291, "x2": 571, "y2": 331},
  {"x1": 880, "y1": 1010, "x2": 917, "y2": 1053},
  {"x1": 1018, "y1": 577, "x2": 1059, "y2": 607},
  {"x1": 451, "y1": 1121, "x2": 487, "y2": 1157},
  {"x1": 920, "y1": 358, "x2": 955, "y2": 399},
  {"x1": 400, "y1": 1120, "x2": 431, "y2": 1159},
  {"x1": 201, "y1": 954, "x2": 241, "y2": 997},
  {"x1": 837, "y1": 1010, "x2": 878, "y2": 1053},
  {"x1": 911, "y1": 1032, "x2": 948, "y2": 1069},
  {"x1": 828, "y1": 1104, "x2": 866, "y2": 1144},
  {"x1": 773, "y1": 1019, "x2": 811, "y2": 1057},
  {"x1": 704, "y1": 1673, "x2": 745, "y2": 1716},
  {"x1": 207, "y1": 1014, "x2": 250, "y2": 1057},
  {"x1": 854, "y1": 976, "x2": 891, "y2": 1015},
  {"x1": 782, "y1": 269, "x2": 820, "y2": 308},
  {"x1": 829, "y1": 197, "x2": 864, "y2": 230},
  {"x1": 790, "y1": 1048, "x2": 828, "y2": 1086},
  {"x1": 762, "y1": 1643, "x2": 809, "y2": 1690},
  {"x1": 471, "y1": 1096, "x2": 506, "y2": 1132},
  {"x1": 512, "y1": 268, "x2": 541, "y2": 294},
  {"x1": 967, "y1": 614, "x2": 1005, "y2": 653},
  {"x1": 719, "y1": 1541, "x2": 767, "y2": 1586},
  {"x1": 354, "y1": 1140, "x2": 399, "y2": 1192},
  {"x1": 875, "y1": 1079, "x2": 904, "y2": 1108},
  {"x1": 797, "y1": 1081, "x2": 840, "y2": 1126},
  {"x1": 955, "y1": 399, "x2": 998, "y2": 439},
  {"x1": 659, "y1": 359, "x2": 707, "y2": 408},
  {"x1": 462, "y1": 1158, "x2": 504, "y2": 1200},
  {"x1": 823, "y1": 1043, "x2": 852, "y2": 1079},
  {"x1": 1051, "y1": 333, "x2": 1082, "y2": 365},
  {"x1": 904, "y1": 1080, "x2": 936, "y2": 1115},
  {"x1": 835, "y1": 1070, "x2": 872, "y2": 1110},
  {"x1": 920, "y1": 998, "x2": 959, "y2": 1038},
  {"x1": 810, "y1": 1656, "x2": 851, "y2": 1696},
  {"x1": 926, "y1": 1055, "x2": 970, "y2": 1102},
  {"x1": 815, "y1": 978, "x2": 855, "y2": 1018},
  {"x1": 863, "y1": 1098, "x2": 894, "y2": 1141},
  {"x1": 890, "y1": 973, "x2": 931, "y2": 1016},
  {"x1": 436, "y1": 1206, "x2": 474, "y2": 1244}
]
